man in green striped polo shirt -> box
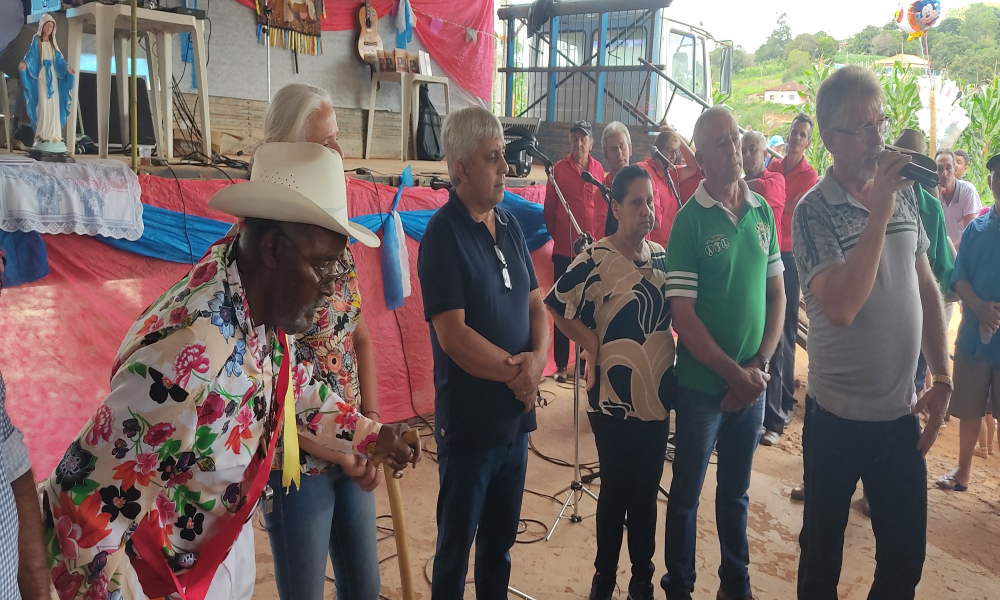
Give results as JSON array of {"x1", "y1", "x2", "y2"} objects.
[{"x1": 660, "y1": 107, "x2": 786, "y2": 600}]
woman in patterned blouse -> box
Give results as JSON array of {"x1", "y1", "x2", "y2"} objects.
[
  {"x1": 259, "y1": 84, "x2": 385, "y2": 600},
  {"x1": 545, "y1": 166, "x2": 676, "y2": 600}
]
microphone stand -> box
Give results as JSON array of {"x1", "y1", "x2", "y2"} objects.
[{"x1": 545, "y1": 162, "x2": 599, "y2": 542}]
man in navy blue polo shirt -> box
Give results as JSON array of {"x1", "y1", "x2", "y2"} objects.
[{"x1": 418, "y1": 106, "x2": 549, "y2": 600}]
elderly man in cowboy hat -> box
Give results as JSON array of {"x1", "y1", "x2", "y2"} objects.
[{"x1": 41, "y1": 142, "x2": 421, "y2": 600}]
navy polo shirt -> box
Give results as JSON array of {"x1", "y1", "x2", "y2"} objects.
[
  {"x1": 951, "y1": 205, "x2": 1000, "y2": 363},
  {"x1": 418, "y1": 189, "x2": 539, "y2": 452}
]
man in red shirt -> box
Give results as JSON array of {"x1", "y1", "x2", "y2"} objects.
[
  {"x1": 640, "y1": 129, "x2": 700, "y2": 247},
  {"x1": 743, "y1": 130, "x2": 787, "y2": 245},
  {"x1": 595, "y1": 121, "x2": 633, "y2": 240},
  {"x1": 544, "y1": 120, "x2": 604, "y2": 382},
  {"x1": 763, "y1": 113, "x2": 818, "y2": 453}
]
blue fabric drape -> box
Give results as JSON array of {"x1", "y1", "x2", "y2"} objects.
[
  {"x1": 95, "y1": 204, "x2": 233, "y2": 264},
  {"x1": 0, "y1": 231, "x2": 49, "y2": 288},
  {"x1": 12, "y1": 187, "x2": 552, "y2": 287}
]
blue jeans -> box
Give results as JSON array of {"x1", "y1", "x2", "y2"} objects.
[
  {"x1": 661, "y1": 386, "x2": 765, "y2": 600},
  {"x1": 432, "y1": 434, "x2": 528, "y2": 600},
  {"x1": 263, "y1": 466, "x2": 380, "y2": 600}
]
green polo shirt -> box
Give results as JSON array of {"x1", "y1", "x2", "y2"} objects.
[
  {"x1": 914, "y1": 184, "x2": 955, "y2": 295},
  {"x1": 665, "y1": 179, "x2": 784, "y2": 394}
]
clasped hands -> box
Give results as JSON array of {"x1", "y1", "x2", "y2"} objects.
[
  {"x1": 506, "y1": 351, "x2": 545, "y2": 413},
  {"x1": 721, "y1": 359, "x2": 770, "y2": 413}
]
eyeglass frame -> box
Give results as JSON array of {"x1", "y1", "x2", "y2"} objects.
[
  {"x1": 493, "y1": 244, "x2": 512, "y2": 291},
  {"x1": 828, "y1": 118, "x2": 891, "y2": 142},
  {"x1": 278, "y1": 230, "x2": 351, "y2": 288}
]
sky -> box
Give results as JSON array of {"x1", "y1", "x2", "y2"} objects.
[{"x1": 650, "y1": 0, "x2": 981, "y2": 50}]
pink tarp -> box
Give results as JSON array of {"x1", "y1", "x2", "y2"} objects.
[{"x1": 0, "y1": 175, "x2": 554, "y2": 478}]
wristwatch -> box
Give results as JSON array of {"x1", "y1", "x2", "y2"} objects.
[
  {"x1": 753, "y1": 352, "x2": 770, "y2": 373},
  {"x1": 931, "y1": 373, "x2": 953, "y2": 389}
]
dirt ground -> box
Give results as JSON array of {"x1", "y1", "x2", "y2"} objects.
[{"x1": 249, "y1": 323, "x2": 1000, "y2": 599}]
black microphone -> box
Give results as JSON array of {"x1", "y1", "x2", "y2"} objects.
[
  {"x1": 879, "y1": 150, "x2": 940, "y2": 188},
  {"x1": 651, "y1": 146, "x2": 673, "y2": 168},
  {"x1": 581, "y1": 170, "x2": 610, "y2": 197},
  {"x1": 525, "y1": 145, "x2": 553, "y2": 168}
]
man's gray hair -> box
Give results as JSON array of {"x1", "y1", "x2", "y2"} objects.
[
  {"x1": 264, "y1": 83, "x2": 334, "y2": 143},
  {"x1": 692, "y1": 105, "x2": 734, "y2": 152},
  {"x1": 602, "y1": 121, "x2": 631, "y2": 149},
  {"x1": 935, "y1": 148, "x2": 956, "y2": 163},
  {"x1": 742, "y1": 130, "x2": 767, "y2": 150},
  {"x1": 815, "y1": 65, "x2": 884, "y2": 132},
  {"x1": 442, "y1": 106, "x2": 505, "y2": 183}
]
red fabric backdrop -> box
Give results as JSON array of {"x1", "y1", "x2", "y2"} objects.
[
  {"x1": 229, "y1": 0, "x2": 495, "y2": 100},
  {"x1": 0, "y1": 176, "x2": 552, "y2": 478}
]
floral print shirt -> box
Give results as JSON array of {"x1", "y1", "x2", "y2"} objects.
[
  {"x1": 275, "y1": 247, "x2": 366, "y2": 476},
  {"x1": 41, "y1": 237, "x2": 381, "y2": 600}
]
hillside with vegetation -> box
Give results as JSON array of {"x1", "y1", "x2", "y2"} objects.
[{"x1": 711, "y1": 4, "x2": 1000, "y2": 203}]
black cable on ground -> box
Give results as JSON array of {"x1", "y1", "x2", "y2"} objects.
[{"x1": 161, "y1": 162, "x2": 195, "y2": 265}]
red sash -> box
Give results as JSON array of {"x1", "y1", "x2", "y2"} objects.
[{"x1": 129, "y1": 332, "x2": 291, "y2": 600}]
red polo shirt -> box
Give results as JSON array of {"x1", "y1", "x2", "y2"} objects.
[
  {"x1": 544, "y1": 154, "x2": 604, "y2": 257},
  {"x1": 639, "y1": 158, "x2": 683, "y2": 247},
  {"x1": 748, "y1": 169, "x2": 786, "y2": 249},
  {"x1": 592, "y1": 170, "x2": 616, "y2": 241},
  {"x1": 768, "y1": 156, "x2": 818, "y2": 252},
  {"x1": 678, "y1": 169, "x2": 704, "y2": 205}
]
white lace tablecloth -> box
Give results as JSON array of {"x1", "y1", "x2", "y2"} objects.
[{"x1": 0, "y1": 160, "x2": 143, "y2": 240}]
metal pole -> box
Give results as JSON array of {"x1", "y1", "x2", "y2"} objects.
[{"x1": 130, "y1": 0, "x2": 138, "y2": 171}]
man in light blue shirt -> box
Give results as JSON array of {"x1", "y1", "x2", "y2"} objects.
[{"x1": 934, "y1": 154, "x2": 1000, "y2": 493}]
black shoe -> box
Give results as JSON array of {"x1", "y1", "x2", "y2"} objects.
[
  {"x1": 627, "y1": 579, "x2": 655, "y2": 600},
  {"x1": 589, "y1": 572, "x2": 616, "y2": 600}
]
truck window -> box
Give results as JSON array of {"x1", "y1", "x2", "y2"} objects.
[
  {"x1": 592, "y1": 27, "x2": 648, "y2": 65},
  {"x1": 669, "y1": 31, "x2": 695, "y2": 94}
]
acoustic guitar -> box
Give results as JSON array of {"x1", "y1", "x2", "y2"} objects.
[{"x1": 357, "y1": 0, "x2": 383, "y2": 64}]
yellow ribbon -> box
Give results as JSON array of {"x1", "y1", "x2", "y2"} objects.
[{"x1": 280, "y1": 334, "x2": 301, "y2": 491}]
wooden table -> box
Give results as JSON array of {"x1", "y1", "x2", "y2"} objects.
[{"x1": 34, "y1": 5, "x2": 211, "y2": 159}]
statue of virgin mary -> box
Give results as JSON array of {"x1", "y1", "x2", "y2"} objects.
[{"x1": 19, "y1": 14, "x2": 75, "y2": 153}]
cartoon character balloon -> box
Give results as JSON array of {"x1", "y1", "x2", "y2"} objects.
[{"x1": 896, "y1": 0, "x2": 942, "y2": 38}]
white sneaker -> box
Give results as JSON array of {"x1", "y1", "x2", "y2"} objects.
[{"x1": 760, "y1": 430, "x2": 780, "y2": 446}]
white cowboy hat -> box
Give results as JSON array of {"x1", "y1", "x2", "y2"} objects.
[{"x1": 209, "y1": 142, "x2": 381, "y2": 248}]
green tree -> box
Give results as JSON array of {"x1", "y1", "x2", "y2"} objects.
[
  {"x1": 951, "y1": 47, "x2": 1000, "y2": 84},
  {"x1": 783, "y1": 49, "x2": 812, "y2": 83},
  {"x1": 959, "y1": 4, "x2": 1000, "y2": 46},
  {"x1": 937, "y1": 16, "x2": 961, "y2": 35},
  {"x1": 871, "y1": 31, "x2": 901, "y2": 57},
  {"x1": 930, "y1": 34, "x2": 973, "y2": 71},
  {"x1": 786, "y1": 33, "x2": 818, "y2": 59},
  {"x1": 815, "y1": 34, "x2": 837, "y2": 59},
  {"x1": 756, "y1": 13, "x2": 792, "y2": 62},
  {"x1": 849, "y1": 25, "x2": 879, "y2": 54}
]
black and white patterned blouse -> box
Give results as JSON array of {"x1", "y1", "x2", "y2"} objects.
[{"x1": 545, "y1": 239, "x2": 675, "y2": 421}]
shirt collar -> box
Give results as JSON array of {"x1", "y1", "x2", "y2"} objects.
[
  {"x1": 223, "y1": 237, "x2": 260, "y2": 343},
  {"x1": 817, "y1": 167, "x2": 854, "y2": 206},
  {"x1": 693, "y1": 178, "x2": 760, "y2": 209},
  {"x1": 448, "y1": 188, "x2": 507, "y2": 234}
]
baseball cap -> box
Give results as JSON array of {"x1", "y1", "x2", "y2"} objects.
[
  {"x1": 571, "y1": 120, "x2": 593, "y2": 137},
  {"x1": 986, "y1": 153, "x2": 1000, "y2": 173},
  {"x1": 769, "y1": 135, "x2": 785, "y2": 147}
]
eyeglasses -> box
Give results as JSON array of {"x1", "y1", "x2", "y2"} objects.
[
  {"x1": 829, "y1": 119, "x2": 891, "y2": 142},
  {"x1": 494, "y1": 245, "x2": 512, "y2": 291},
  {"x1": 281, "y1": 233, "x2": 351, "y2": 287}
]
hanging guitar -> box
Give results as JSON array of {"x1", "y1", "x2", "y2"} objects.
[{"x1": 357, "y1": 0, "x2": 383, "y2": 64}]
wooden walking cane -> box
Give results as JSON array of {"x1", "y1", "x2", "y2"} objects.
[{"x1": 373, "y1": 429, "x2": 420, "y2": 600}]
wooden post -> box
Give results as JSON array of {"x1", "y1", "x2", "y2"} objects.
[
  {"x1": 130, "y1": 0, "x2": 138, "y2": 171},
  {"x1": 929, "y1": 76, "x2": 937, "y2": 157}
]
